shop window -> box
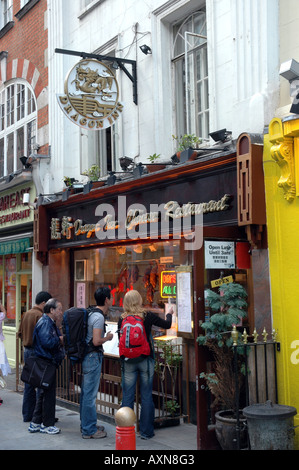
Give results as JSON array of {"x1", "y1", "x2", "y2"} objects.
[
  {"x1": 74, "y1": 241, "x2": 189, "y2": 328},
  {"x1": 1, "y1": 251, "x2": 32, "y2": 327},
  {"x1": 172, "y1": 9, "x2": 209, "y2": 139},
  {"x1": 4, "y1": 254, "x2": 16, "y2": 325},
  {"x1": 0, "y1": 81, "x2": 37, "y2": 177}
]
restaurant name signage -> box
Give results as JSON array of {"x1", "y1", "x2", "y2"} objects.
[
  {"x1": 0, "y1": 186, "x2": 32, "y2": 227},
  {"x1": 0, "y1": 237, "x2": 31, "y2": 255},
  {"x1": 50, "y1": 195, "x2": 231, "y2": 243},
  {"x1": 57, "y1": 59, "x2": 123, "y2": 130}
]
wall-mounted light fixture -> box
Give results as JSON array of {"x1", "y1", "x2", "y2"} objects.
[
  {"x1": 139, "y1": 44, "x2": 152, "y2": 55},
  {"x1": 209, "y1": 128, "x2": 230, "y2": 143},
  {"x1": 133, "y1": 163, "x2": 144, "y2": 178},
  {"x1": 280, "y1": 59, "x2": 299, "y2": 114},
  {"x1": 119, "y1": 156, "x2": 134, "y2": 171},
  {"x1": 279, "y1": 59, "x2": 299, "y2": 82},
  {"x1": 107, "y1": 172, "x2": 117, "y2": 186},
  {"x1": 22, "y1": 192, "x2": 37, "y2": 210},
  {"x1": 20, "y1": 153, "x2": 51, "y2": 169},
  {"x1": 5, "y1": 174, "x2": 14, "y2": 183}
]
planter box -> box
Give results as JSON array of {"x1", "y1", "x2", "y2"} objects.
[{"x1": 146, "y1": 164, "x2": 166, "y2": 173}]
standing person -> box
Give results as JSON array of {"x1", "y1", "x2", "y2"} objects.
[
  {"x1": 118, "y1": 290, "x2": 173, "y2": 440},
  {"x1": 0, "y1": 304, "x2": 11, "y2": 404},
  {"x1": 28, "y1": 298, "x2": 65, "y2": 435},
  {"x1": 80, "y1": 287, "x2": 113, "y2": 439},
  {"x1": 18, "y1": 291, "x2": 52, "y2": 422}
]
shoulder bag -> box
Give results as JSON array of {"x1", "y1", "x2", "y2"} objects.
[{"x1": 21, "y1": 355, "x2": 56, "y2": 390}]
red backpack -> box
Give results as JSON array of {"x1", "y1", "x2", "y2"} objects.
[{"x1": 119, "y1": 315, "x2": 150, "y2": 359}]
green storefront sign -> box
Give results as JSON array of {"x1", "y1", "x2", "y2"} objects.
[{"x1": 0, "y1": 238, "x2": 31, "y2": 255}]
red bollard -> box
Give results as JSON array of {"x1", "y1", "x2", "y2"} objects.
[
  {"x1": 115, "y1": 407, "x2": 136, "y2": 450},
  {"x1": 115, "y1": 425, "x2": 136, "y2": 450}
]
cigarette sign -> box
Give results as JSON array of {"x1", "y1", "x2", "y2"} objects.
[{"x1": 161, "y1": 271, "x2": 176, "y2": 298}]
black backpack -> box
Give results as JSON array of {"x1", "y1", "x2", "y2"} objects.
[{"x1": 62, "y1": 307, "x2": 89, "y2": 364}]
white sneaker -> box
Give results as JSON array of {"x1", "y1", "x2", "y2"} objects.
[
  {"x1": 28, "y1": 422, "x2": 41, "y2": 433},
  {"x1": 40, "y1": 424, "x2": 61, "y2": 434},
  {"x1": 0, "y1": 377, "x2": 6, "y2": 389}
]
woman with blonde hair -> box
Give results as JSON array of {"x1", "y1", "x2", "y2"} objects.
[{"x1": 118, "y1": 290, "x2": 173, "y2": 439}]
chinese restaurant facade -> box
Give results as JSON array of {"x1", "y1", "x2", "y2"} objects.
[
  {"x1": 0, "y1": 179, "x2": 36, "y2": 366},
  {"x1": 35, "y1": 136, "x2": 266, "y2": 448}
]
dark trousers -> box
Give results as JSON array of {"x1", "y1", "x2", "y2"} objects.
[
  {"x1": 22, "y1": 348, "x2": 41, "y2": 421},
  {"x1": 31, "y1": 377, "x2": 56, "y2": 427}
]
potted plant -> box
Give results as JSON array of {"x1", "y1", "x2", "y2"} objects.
[
  {"x1": 172, "y1": 134, "x2": 201, "y2": 163},
  {"x1": 82, "y1": 164, "x2": 104, "y2": 192},
  {"x1": 197, "y1": 282, "x2": 248, "y2": 450},
  {"x1": 63, "y1": 176, "x2": 75, "y2": 188},
  {"x1": 146, "y1": 153, "x2": 166, "y2": 173},
  {"x1": 154, "y1": 340, "x2": 182, "y2": 428}
]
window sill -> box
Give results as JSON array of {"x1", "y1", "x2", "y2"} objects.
[
  {"x1": 78, "y1": 0, "x2": 105, "y2": 19},
  {"x1": 15, "y1": 0, "x2": 40, "y2": 21},
  {"x1": 0, "y1": 21, "x2": 14, "y2": 39}
]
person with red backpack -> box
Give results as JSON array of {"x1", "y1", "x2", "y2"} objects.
[{"x1": 118, "y1": 290, "x2": 173, "y2": 440}]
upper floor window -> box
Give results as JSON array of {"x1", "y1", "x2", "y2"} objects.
[
  {"x1": 0, "y1": 0, "x2": 13, "y2": 29},
  {"x1": 20, "y1": 0, "x2": 31, "y2": 6},
  {"x1": 0, "y1": 80, "x2": 37, "y2": 178},
  {"x1": 172, "y1": 10, "x2": 209, "y2": 140}
]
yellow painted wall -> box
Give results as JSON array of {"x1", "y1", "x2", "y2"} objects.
[{"x1": 263, "y1": 129, "x2": 299, "y2": 448}]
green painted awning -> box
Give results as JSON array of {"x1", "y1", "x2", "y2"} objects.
[{"x1": 0, "y1": 237, "x2": 31, "y2": 255}]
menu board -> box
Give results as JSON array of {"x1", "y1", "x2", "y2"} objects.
[
  {"x1": 103, "y1": 322, "x2": 119, "y2": 357},
  {"x1": 176, "y1": 266, "x2": 193, "y2": 338}
]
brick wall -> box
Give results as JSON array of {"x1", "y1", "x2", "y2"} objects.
[{"x1": 0, "y1": 0, "x2": 48, "y2": 135}]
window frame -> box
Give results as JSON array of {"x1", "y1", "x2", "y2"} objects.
[
  {"x1": 172, "y1": 10, "x2": 209, "y2": 140},
  {"x1": 0, "y1": 79, "x2": 37, "y2": 178}
]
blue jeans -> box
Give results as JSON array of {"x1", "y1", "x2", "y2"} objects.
[
  {"x1": 121, "y1": 357, "x2": 155, "y2": 438},
  {"x1": 22, "y1": 348, "x2": 41, "y2": 422},
  {"x1": 80, "y1": 351, "x2": 103, "y2": 436}
]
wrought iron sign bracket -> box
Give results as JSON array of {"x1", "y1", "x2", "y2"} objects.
[{"x1": 55, "y1": 48, "x2": 138, "y2": 105}]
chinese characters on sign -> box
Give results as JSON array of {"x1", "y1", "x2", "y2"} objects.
[{"x1": 204, "y1": 241, "x2": 235, "y2": 269}]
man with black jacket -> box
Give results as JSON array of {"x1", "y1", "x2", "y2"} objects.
[{"x1": 28, "y1": 298, "x2": 64, "y2": 435}]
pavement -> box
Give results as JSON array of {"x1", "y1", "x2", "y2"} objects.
[{"x1": 0, "y1": 370, "x2": 198, "y2": 454}]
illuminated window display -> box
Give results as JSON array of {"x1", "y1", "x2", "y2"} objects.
[{"x1": 73, "y1": 240, "x2": 190, "y2": 328}]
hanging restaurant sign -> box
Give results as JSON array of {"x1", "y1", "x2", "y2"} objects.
[{"x1": 57, "y1": 59, "x2": 123, "y2": 130}]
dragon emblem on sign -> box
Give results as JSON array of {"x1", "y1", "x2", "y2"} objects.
[{"x1": 57, "y1": 59, "x2": 123, "y2": 130}]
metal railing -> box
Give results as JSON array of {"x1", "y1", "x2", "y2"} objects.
[
  {"x1": 232, "y1": 326, "x2": 280, "y2": 450},
  {"x1": 17, "y1": 338, "x2": 186, "y2": 427}
]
